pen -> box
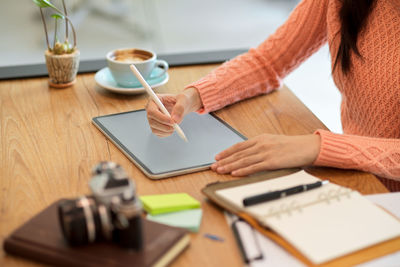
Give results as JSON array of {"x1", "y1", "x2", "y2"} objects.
[
  {"x1": 129, "y1": 64, "x2": 188, "y2": 142},
  {"x1": 231, "y1": 219, "x2": 263, "y2": 264},
  {"x1": 203, "y1": 233, "x2": 224, "y2": 242},
  {"x1": 243, "y1": 180, "x2": 330, "y2": 206}
]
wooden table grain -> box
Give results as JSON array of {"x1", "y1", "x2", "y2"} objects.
[{"x1": 0, "y1": 64, "x2": 388, "y2": 267}]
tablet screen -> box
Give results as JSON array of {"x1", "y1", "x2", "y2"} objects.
[{"x1": 92, "y1": 109, "x2": 246, "y2": 178}]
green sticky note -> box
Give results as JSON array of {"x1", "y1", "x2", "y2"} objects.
[
  {"x1": 147, "y1": 209, "x2": 203, "y2": 232},
  {"x1": 139, "y1": 193, "x2": 200, "y2": 215}
]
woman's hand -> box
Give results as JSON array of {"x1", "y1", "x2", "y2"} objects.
[
  {"x1": 146, "y1": 87, "x2": 203, "y2": 137},
  {"x1": 211, "y1": 134, "x2": 321, "y2": 176}
]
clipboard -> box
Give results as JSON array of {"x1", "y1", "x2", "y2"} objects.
[{"x1": 201, "y1": 168, "x2": 400, "y2": 267}]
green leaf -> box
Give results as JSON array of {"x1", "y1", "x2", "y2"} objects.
[
  {"x1": 51, "y1": 13, "x2": 64, "y2": 20},
  {"x1": 32, "y1": 0, "x2": 48, "y2": 8},
  {"x1": 32, "y1": 0, "x2": 57, "y2": 9}
]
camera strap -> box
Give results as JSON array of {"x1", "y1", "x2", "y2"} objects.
[{"x1": 79, "y1": 196, "x2": 96, "y2": 243}]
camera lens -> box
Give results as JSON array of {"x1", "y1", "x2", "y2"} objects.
[{"x1": 58, "y1": 197, "x2": 104, "y2": 246}]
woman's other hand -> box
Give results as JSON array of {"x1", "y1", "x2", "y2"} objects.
[
  {"x1": 211, "y1": 134, "x2": 321, "y2": 176},
  {"x1": 145, "y1": 87, "x2": 202, "y2": 137}
]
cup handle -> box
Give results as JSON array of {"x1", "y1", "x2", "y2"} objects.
[{"x1": 150, "y1": 60, "x2": 169, "y2": 79}]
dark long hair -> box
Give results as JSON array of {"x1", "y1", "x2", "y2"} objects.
[{"x1": 333, "y1": 0, "x2": 376, "y2": 74}]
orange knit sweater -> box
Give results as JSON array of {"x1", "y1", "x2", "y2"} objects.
[{"x1": 186, "y1": 0, "x2": 400, "y2": 190}]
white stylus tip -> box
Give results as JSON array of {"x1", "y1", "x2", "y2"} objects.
[{"x1": 174, "y1": 124, "x2": 188, "y2": 142}]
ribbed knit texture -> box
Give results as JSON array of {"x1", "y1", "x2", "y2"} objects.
[{"x1": 186, "y1": 0, "x2": 400, "y2": 190}]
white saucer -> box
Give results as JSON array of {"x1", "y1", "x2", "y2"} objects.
[{"x1": 94, "y1": 67, "x2": 169, "y2": 95}]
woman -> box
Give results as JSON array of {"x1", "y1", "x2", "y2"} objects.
[{"x1": 146, "y1": 0, "x2": 400, "y2": 191}]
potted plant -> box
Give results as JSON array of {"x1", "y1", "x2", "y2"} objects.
[{"x1": 33, "y1": 0, "x2": 79, "y2": 88}]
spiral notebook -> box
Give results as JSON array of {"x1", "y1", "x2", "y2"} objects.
[{"x1": 202, "y1": 169, "x2": 400, "y2": 266}]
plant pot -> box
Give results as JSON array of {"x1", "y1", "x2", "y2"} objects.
[{"x1": 45, "y1": 49, "x2": 80, "y2": 88}]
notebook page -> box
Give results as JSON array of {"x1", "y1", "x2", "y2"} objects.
[
  {"x1": 244, "y1": 193, "x2": 400, "y2": 267},
  {"x1": 215, "y1": 171, "x2": 400, "y2": 264},
  {"x1": 265, "y1": 191, "x2": 400, "y2": 264}
]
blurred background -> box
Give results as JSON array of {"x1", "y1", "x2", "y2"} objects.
[{"x1": 0, "y1": 0, "x2": 341, "y2": 133}]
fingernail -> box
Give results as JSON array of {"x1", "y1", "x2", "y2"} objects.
[
  {"x1": 217, "y1": 167, "x2": 225, "y2": 173},
  {"x1": 215, "y1": 155, "x2": 220, "y2": 160},
  {"x1": 211, "y1": 163, "x2": 217, "y2": 170}
]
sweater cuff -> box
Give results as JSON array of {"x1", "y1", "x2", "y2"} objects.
[
  {"x1": 185, "y1": 72, "x2": 230, "y2": 114},
  {"x1": 313, "y1": 129, "x2": 352, "y2": 168}
]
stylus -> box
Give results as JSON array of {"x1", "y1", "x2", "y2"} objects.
[{"x1": 129, "y1": 64, "x2": 188, "y2": 142}]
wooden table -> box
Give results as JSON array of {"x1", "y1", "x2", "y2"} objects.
[{"x1": 0, "y1": 64, "x2": 388, "y2": 267}]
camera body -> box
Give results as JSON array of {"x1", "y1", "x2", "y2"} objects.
[{"x1": 58, "y1": 162, "x2": 143, "y2": 249}]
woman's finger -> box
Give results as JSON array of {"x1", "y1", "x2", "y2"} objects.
[
  {"x1": 215, "y1": 154, "x2": 265, "y2": 174},
  {"x1": 231, "y1": 161, "x2": 271, "y2": 177},
  {"x1": 151, "y1": 128, "x2": 174, "y2": 137},
  {"x1": 211, "y1": 145, "x2": 258, "y2": 171},
  {"x1": 147, "y1": 100, "x2": 174, "y2": 125},
  {"x1": 148, "y1": 118, "x2": 174, "y2": 133},
  {"x1": 215, "y1": 139, "x2": 256, "y2": 160},
  {"x1": 157, "y1": 94, "x2": 178, "y2": 112}
]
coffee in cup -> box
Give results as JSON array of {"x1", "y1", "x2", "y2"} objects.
[
  {"x1": 106, "y1": 48, "x2": 168, "y2": 87},
  {"x1": 112, "y1": 49, "x2": 151, "y2": 63}
]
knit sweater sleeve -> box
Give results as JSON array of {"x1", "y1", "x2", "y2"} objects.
[
  {"x1": 186, "y1": 0, "x2": 329, "y2": 113},
  {"x1": 314, "y1": 130, "x2": 400, "y2": 180}
]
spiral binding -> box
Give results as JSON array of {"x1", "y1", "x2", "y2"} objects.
[
  {"x1": 318, "y1": 187, "x2": 353, "y2": 204},
  {"x1": 259, "y1": 187, "x2": 354, "y2": 219}
]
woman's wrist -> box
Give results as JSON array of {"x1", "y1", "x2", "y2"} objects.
[
  {"x1": 183, "y1": 87, "x2": 203, "y2": 112},
  {"x1": 309, "y1": 133, "x2": 321, "y2": 165}
]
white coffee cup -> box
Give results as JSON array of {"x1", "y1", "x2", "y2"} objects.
[{"x1": 106, "y1": 48, "x2": 168, "y2": 87}]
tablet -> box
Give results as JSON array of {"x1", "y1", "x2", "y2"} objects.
[{"x1": 92, "y1": 109, "x2": 246, "y2": 179}]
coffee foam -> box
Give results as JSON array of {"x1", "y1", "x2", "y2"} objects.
[
  {"x1": 114, "y1": 55, "x2": 148, "y2": 63},
  {"x1": 113, "y1": 50, "x2": 152, "y2": 63}
]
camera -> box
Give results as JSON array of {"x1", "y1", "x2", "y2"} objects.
[{"x1": 58, "y1": 162, "x2": 143, "y2": 249}]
